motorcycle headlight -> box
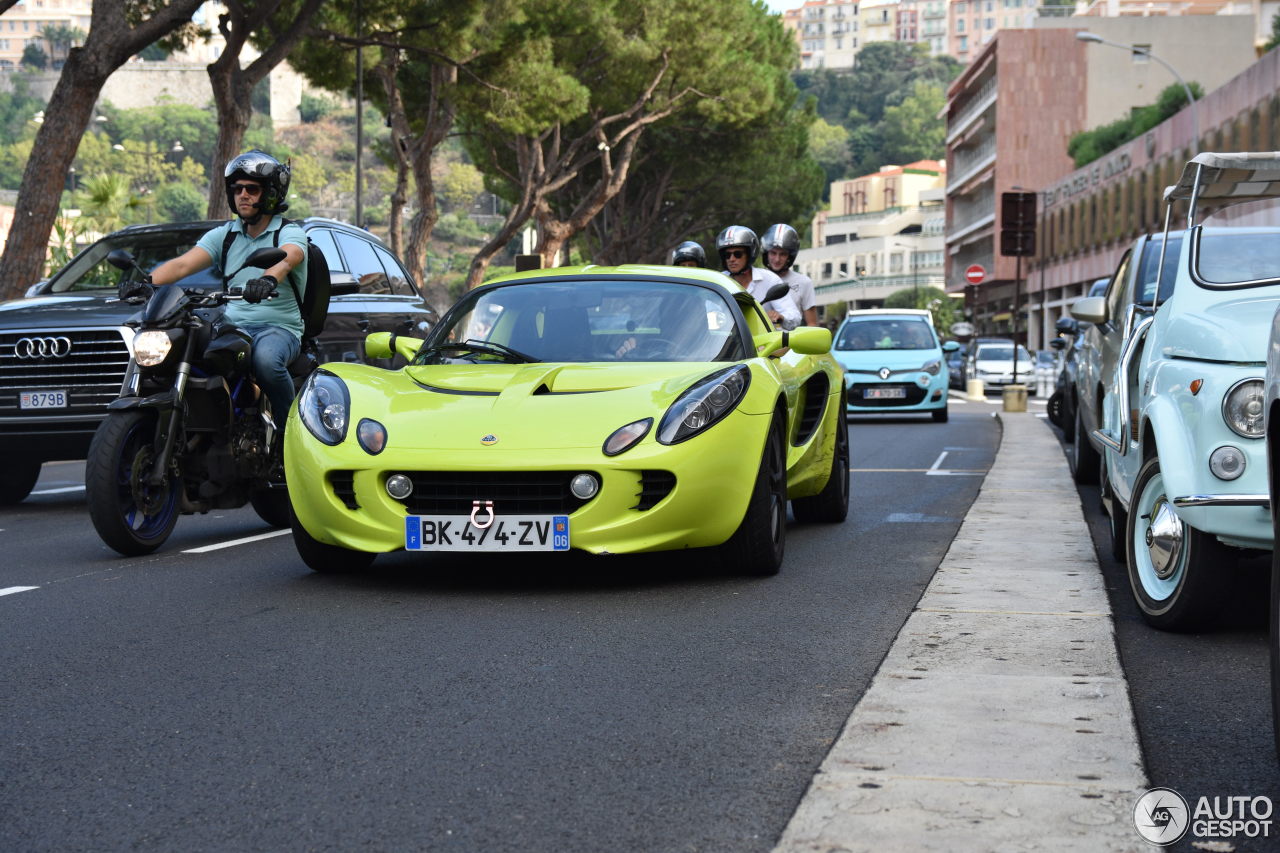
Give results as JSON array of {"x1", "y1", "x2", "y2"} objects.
[
  {"x1": 1222, "y1": 378, "x2": 1264, "y2": 438},
  {"x1": 657, "y1": 365, "x2": 751, "y2": 445},
  {"x1": 298, "y1": 370, "x2": 351, "y2": 446},
  {"x1": 133, "y1": 329, "x2": 173, "y2": 368},
  {"x1": 922, "y1": 358, "x2": 941, "y2": 376}
]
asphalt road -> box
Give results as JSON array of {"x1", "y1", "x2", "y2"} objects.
[{"x1": 1, "y1": 408, "x2": 997, "y2": 853}]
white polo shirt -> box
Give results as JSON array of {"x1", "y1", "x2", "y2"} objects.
[{"x1": 724, "y1": 267, "x2": 801, "y2": 330}]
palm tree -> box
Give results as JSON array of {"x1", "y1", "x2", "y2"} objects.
[
  {"x1": 77, "y1": 172, "x2": 148, "y2": 233},
  {"x1": 39, "y1": 24, "x2": 86, "y2": 69}
]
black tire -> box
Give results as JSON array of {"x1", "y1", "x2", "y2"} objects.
[
  {"x1": 719, "y1": 419, "x2": 787, "y2": 576},
  {"x1": 1271, "y1": 492, "x2": 1280, "y2": 758},
  {"x1": 1046, "y1": 391, "x2": 1063, "y2": 428},
  {"x1": 1060, "y1": 394, "x2": 1077, "y2": 443},
  {"x1": 1099, "y1": 456, "x2": 1127, "y2": 562},
  {"x1": 931, "y1": 406, "x2": 949, "y2": 423},
  {"x1": 793, "y1": 412, "x2": 849, "y2": 524},
  {"x1": 250, "y1": 488, "x2": 291, "y2": 529},
  {"x1": 1126, "y1": 455, "x2": 1231, "y2": 631},
  {"x1": 0, "y1": 457, "x2": 41, "y2": 505},
  {"x1": 1069, "y1": 406, "x2": 1100, "y2": 484},
  {"x1": 290, "y1": 503, "x2": 376, "y2": 573},
  {"x1": 85, "y1": 410, "x2": 180, "y2": 556}
]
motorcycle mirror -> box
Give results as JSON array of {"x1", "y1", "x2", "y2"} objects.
[
  {"x1": 761, "y1": 282, "x2": 790, "y2": 303},
  {"x1": 106, "y1": 249, "x2": 138, "y2": 272},
  {"x1": 245, "y1": 247, "x2": 287, "y2": 269}
]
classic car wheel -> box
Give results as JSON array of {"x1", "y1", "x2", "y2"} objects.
[
  {"x1": 1070, "y1": 407, "x2": 1099, "y2": 484},
  {"x1": 0, "y1": 456, "x2": 41, "y2": 505},
  {"x1": 290, "y1": 503, "x2": 376, "y2": 573},
  {"x1": 931, "y1": 406, "x2": 949, "y2": 423},
  {"x1": 250, "y1": 488, "x2": 291, "y2": 529},
  {"x1": 720, "y1": 419, "x2": 786, "y2": 576},
  {"x1": 85, "y1": 410, "x2": 180, "y2": 556},
  {"x1": 793, "y1": 413, "x2": 849, "y2": 523},
  {"x1": 1126, "y1": 455, "x2": 1229, "y2": 631},
  {"x1": 1099, "y1": 456, "x2": 1127, "y2": 562}
]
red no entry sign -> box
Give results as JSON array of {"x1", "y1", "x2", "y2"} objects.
[{"x1": 965, "y1": 264, "x2": 986, "y2": 284}]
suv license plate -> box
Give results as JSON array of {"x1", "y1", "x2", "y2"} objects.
[
  {"x1": 406, "y1": 514, "x2": 570, "y2": 552},
  {"x1": 864, "y1": 387, "x2": 906, "y2": 399},
  {"x1": 20, "y1": 390, "x2": 68, "y2": 409}
]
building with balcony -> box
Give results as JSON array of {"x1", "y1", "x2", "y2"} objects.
[
  {"x1": 784, "y1": 0, "x2": 861, "y2": 70},
  {"x1": 0, "y1": 0, "x2": 92, "y2": 70},
  {"x1": 795, "y1": 161, "x2": 948, "y2": 316},
  {"x1": 862, "y1": 1, "x2": 900, "y2": 45}
]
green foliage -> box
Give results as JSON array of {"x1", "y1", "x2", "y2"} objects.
[
  {"x1": 1267, "y1": 11, "x2": 1280, "y2": 52},
  {"x1": 1067, "y1": 81, "x2": 1204, "y2": 167},
  {"x1": 154, "y1": 181, "x2": 205, "y2": 221},
  {"x1": 878, "y1": 80, "x2": 947, "y2": 165},
  {"x1": 433, "y1": 212, "x2": 486, "y2": 243},
  {"x1": 883, "y1": 285, "x2": 959, "y2": 331},
  {"x1": 0, "y1": 76, "x2": 47, "y2": 147},
  {"x1": 137, "y1": 43, "x2": 169, "y2": 61},
  {"x1": 21, "y1": 43, "x2": 48, "y2": 70},
  {"x1": 438, "y1": 162, "x2": 485, "y2": 213},
  {"x1": 100, "y1": 102, "x2": 219, "y2": 173},
  {"x1": 809, "y1": 117, "x2": 850, "y2": 186},
  {"x1": 298, "y1": 92, "x2": 336, "y2": 123}
]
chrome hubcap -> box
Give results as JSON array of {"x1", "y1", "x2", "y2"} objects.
[{"x1": 1144, "y1": 497, "x2": 1184, "y2": 580}]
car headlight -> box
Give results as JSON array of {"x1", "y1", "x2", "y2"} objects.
[
  {"x1": 133, "y1": 329, "x2": 172, "y2": 367},
  {"x1": 657, "y1": 365, "x2": 751, "y2": 445},
  {"x1": 1209, "y1": 445, "x2": 1247, "y2": 480},
  {"x1": 298, "y1": 370, "x2": 351, "y2": 445},
  {"x1": 922, "y1": 358, "x2": 941, "y2": 376},
  {"x1": 1222, "y1": 378, "x2": 1264, "y2": 438}
]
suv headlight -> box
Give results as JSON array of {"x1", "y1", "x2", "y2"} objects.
[
  {"x1": 298, "y1": 370, "x2": 351, "y2": 445},
  {"x1": 1222, "y1": 378, "x2": 1264, "y2": 438},
  {"x1": 657, "y1": 365, "x2": 751, "y2": 445}
]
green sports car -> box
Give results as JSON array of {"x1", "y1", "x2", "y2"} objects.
[{"x1": 284, "y1": 265, "x2": 848, "y2": 576}]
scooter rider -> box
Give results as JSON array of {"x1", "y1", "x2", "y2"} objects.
[
  {"x1": 122, "y1": 150, "x2": 308, "y2": 424},
  {"x1": 716, "y1": 225, "x2": 800, "y2": 330},
  {"x1": 669, "y1": 240, "x2": 707, "y2": 268},
  {"x1": 761, "y1": 223, "x2": 818, "y2": 327}
]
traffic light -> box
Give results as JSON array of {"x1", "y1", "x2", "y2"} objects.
[{"x1": 1000, "y1": 191, "x2": 1036, "y2": 257}]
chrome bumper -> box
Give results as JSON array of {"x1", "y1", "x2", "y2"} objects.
[{"x1": 1172, "y1": 494, "x2": 1270, "y2": 509}]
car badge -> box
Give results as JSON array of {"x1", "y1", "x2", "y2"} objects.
[
  {"x1": 878, "y1": 367, "x2": 891, "y2": 380},
  {"x1": 481, "y1": 434, "x2": 498, "y2": 446}
]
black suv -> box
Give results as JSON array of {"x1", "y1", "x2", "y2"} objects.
[{"x1": 0, "y1": 218, "x2": 437, "y2": 503}]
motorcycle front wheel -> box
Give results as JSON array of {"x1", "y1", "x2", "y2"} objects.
[{"x1": 86, "y1": 410, "x2": 180, "y2": 556}]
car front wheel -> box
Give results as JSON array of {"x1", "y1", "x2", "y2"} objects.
[
  {"x1": 719, "y1": 418, "x2": 786, "y2": 576},
  {"x1": 0, "y1": 456, "x2": 41, "y2": 505},
  {"x1": 290, "y1": 504, "x2": 376, "y2": 573},
  {"x1": 1126, "y1": 455, "x2": 1230, "y2": 631}
]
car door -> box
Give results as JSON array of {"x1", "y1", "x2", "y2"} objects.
[{"x1": 1078, "y1": 245, "x2": 1135, "y2": 437}]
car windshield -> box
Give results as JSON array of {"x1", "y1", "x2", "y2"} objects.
[
  {"x1": 1137, "y1": 235, "x2": 1184, "y2": 304},
  {"x1": 415, "y1": 278, "x2": 746, "y2": 364},
  {"x1": 835, "y1": 317, "x2": 936, "y2": 351},
  {"x1": 976, "y1": 344, "x2": 1030, "y2": 362},
  {"x1": 1193, "y1": 230, "x2": 1280, "y2": 288},
  {"x1": 49, "y1": 229, "x2": 221, "y2": 293}
]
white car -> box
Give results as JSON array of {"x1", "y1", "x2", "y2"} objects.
[{"x1": 966, "y1": 339, "x2": 1036, "y2": 394}]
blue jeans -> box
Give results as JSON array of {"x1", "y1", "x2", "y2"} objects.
[{"x1": 242, "y1": 324, "x2": 301, "y2": 425}]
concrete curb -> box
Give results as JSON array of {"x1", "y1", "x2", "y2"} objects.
[{"x1": 774, "y1": 412, "x2": 1149, "y2": 852}]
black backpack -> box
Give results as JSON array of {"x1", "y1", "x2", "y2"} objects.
[{"x1": 220, "y1": 219, "x2": 330, "y2": 341}]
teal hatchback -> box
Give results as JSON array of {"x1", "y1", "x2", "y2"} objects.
[{"x1": 832, "y1": 309, "x2": 957, "y2": 423}]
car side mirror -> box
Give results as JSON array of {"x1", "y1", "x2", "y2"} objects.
[
  {"x1": 942, "y1": 340, "x2": 960, "y2": 352},
  {"x1": 1054, "y1": 316, "x2": 1079, "y2": 336},
  {"x1": 1069, "y1": 296, "x2": 1107, "y2": 325},
  {"x1": 364, "y1": 331, "x2": 422, "y2": 363},
  {"x1": 1049, "y1": 338, "x2": 1066, "y2": 351},
  {"x1": 753, "y1": 327, "x2": 831, "y2": 357}
]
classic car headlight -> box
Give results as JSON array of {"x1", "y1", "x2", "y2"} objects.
[
  {"x1": 133, "y1": 329, "x2": 172, "y2": 368},
  {"x1": 603, "y1": 418, "x2": 653, "y2": 456},
  {"x1": 657, "y1": 365, "x2": 751, "y2": 445},
  {"x1": 298, "y1": 370, "x2": 350, "y2": 446},
  {"x1": 1222, "y1": 378, "x2": 1264, "y2": 438},
  {"x1": 922, "y1": 358, "x2": 941, "y2": 376}
]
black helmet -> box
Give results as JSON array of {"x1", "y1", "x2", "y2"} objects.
[
  {"x1": 761, "y1": 223, "x2": 800, "y2": 272},
  {"x1": 224, "y1": 150, "x2": 290, "y2": 220},
  {"x1": 716, "y1": 225, "x2": 759, "y2": 269},
  {"x1": 669, "y1": 240, "x2": 706, "y2": 267}
]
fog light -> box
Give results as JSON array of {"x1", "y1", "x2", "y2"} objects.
[
  {"x1": 1209, "y1": 445, "x2": 1246, "y2": 481},
  {"x1": 570, "y1": 473, "x2": 599, "y2": 500},
  {"x1": 386, "y1": 473, "x2": 413, "y2": 499}
]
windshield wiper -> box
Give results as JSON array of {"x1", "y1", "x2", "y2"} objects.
[{"x1": 418, "y1": 338, "x2": 541, "y2": 364}]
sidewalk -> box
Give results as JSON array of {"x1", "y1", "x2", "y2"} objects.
[{"x1": 774, "y1": 411, "x2": 1149, "y2": 852}]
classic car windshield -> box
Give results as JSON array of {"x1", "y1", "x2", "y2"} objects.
[
  {"x1": 416, "y1": 279, "x2": 746, "y2": 364},
  {"x1": 50, "y1": 230, "x2": 222, "y2": 293},
  {"x1": 1195, "y1": 230, "x2": 1280, "y2": 288},
  {"x1": 835, "y1": 317, "x2": 936, "y2": 351}
]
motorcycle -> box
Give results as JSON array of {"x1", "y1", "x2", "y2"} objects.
[{"x1": 86, "y1": 246, "x2": 297, "y2": 556}]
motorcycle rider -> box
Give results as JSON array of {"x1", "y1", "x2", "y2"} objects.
[
  {"x1": 122, "y1": 150, "x2": 308, "y2": 424},
  {"x1": 669, "y1": 240, "x2": 707, "y2": 268},
  {"x1": 716, "y1": 225, "x2": 800, "y2": 330},
  {"x1": 761, "y1": 223, "x2": 818, "y2": 327}
]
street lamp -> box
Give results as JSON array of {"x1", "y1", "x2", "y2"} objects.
[{"x1": 1076, "y1": 31, "x2": 1200, "y2": 146}]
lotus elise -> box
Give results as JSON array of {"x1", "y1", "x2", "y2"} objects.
[{"x1": 284, "y1": 265, "x2": 848, "y2": 576}]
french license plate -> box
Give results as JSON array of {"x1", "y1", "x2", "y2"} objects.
[
  {"x1": 864, "y1": 387, "x2": 906, "y2": 400},
  {"x1": 405, "y1": 514, "x2": 570, "y2": 552},
  {"x1": 19, "y1": 390, "x2": 68, "y2": 409}
]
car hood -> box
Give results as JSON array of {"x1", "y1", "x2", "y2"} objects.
[
  {"x1": 340, "y1": 361, "x2": 767, "y2": 451},
  {"x1": 0, "y1": 293, "x2": 132, "y2": 328},
  {"x1": 1160, "y1": 293, "x2": 1280, "y2": 363}
]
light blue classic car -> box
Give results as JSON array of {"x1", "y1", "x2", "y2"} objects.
[
  {"x1": 1098, "y1": 152, "x2": 1280, "y2": 631},
  {"x1": 832, "y1": 309, "x2": 957, "y2": 422}
]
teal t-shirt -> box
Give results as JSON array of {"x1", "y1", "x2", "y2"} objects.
[{"x1": 197, "y1": 216, "x2": 309, "y2": 341}]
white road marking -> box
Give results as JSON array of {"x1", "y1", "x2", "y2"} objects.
[
  {"x1": 886, "y1": 513, "x2": 955, "y2": 523},
  {"x1": 928, "y1": 451, "x2": 949, "y2": 472},
  {"x1": 183, "y1": 529, "x2": 291, "y2": 554},
  {"x1": 0, "y1": 586, "x2": 39, "y2": 597},
  {"x1": 31, "y1": 485, "x2": 85, "y2": 495}
]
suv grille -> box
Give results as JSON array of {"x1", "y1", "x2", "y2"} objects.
[
  {"x1": 0, "y1": 328, "x2": 130, "y2": 417},
  {"x1": 394, "y1": 471, "x2": 596, "y2": 515}
]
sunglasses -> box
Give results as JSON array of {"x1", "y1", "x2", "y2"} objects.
[
  {"x1": 231, "y1": 183, "x2": 263, "y2": 197},
  {"x1": 723, "y1": 249, "x2": 747, "y2": 259}
]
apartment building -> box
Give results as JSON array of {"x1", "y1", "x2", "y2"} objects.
[
  {"x1": 0, "y1": 0, "x2": 92, "y2": 70},
  {"x1": 789, "y1": 0, "x2": 862, "y2": 70}
]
